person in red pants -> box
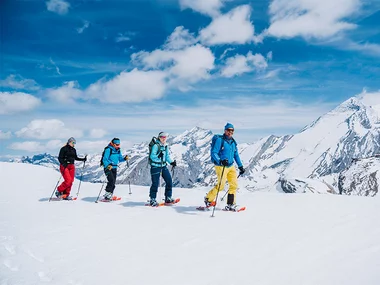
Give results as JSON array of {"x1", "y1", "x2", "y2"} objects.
[{"x1": 56, "y1": 137, "x2": 87, "y2": 200}]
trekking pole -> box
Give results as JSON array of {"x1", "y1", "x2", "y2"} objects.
[
  {"x1": 95, "y1": 173, "x2": 107, "y2": 203},
  {"x1": 127, "y1": 159, "x2": 132, "y2": 195},
  {"x1": 158, "y1": 156, "x2": 164, "y2": 202},
  {"x1": 49, "y1": 174, "x2": 62, "y2": 202},
  {"x1": 211, "y1": 165, "x2": 226, "y2": 218},
  {"x1": 171, "y1": 165, "x2": 175, "y2": 182},
  {"x1": 75, "y1": 159, "x2": 86, "y2": 198},
  {"x1": 221, "y1": 173, "x2": 241, "y2": 201}
]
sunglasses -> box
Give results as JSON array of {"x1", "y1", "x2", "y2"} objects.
[
  {"x1": 226, "y1": 129, "x2": 234, "y2": 132},
  {"x1": 114, "y1": 143, "x2": 120, "y2": 146}
]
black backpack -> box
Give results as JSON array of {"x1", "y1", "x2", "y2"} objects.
[
  {"x1": 148, "y1": 137, "x2": 167, "y2": 164},
  {"x1": 210, "y1": 134, "x2": 236, "y2": 164},
  {"x1": 100, "y1": 146, "x2": 111, "y2": 167}
]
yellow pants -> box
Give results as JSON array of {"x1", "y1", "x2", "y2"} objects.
[{"x1": 206, "y1": 166, "x2": 238, "y2": 203}]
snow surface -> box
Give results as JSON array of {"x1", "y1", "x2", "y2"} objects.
[{"x1": 1, "y1": 162, "x2": 380, "y2": 285}]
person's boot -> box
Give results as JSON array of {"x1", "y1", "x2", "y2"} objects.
[
  {"x1": 103, "y1": 191, "x2": 112, "y2": 201},
  {"x1": 149, "y1": 198, "x2": 159, "y2": 207},
  {"x1": 165, "y1": 197, "x2": 175, "y2": 204},
  {"x1": 204, "y1": 196, "x2": 215, "y2": 207},
  {"x1": 225, "y1": 204, "x2": 238, "y2": 211}
]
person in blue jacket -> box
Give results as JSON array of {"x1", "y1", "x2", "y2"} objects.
[
  {"x1": 148, "y1": 132, "x2": 177, "y2": 206},
  {"x1": 205, "y1": 123, "x2": 245, "y2": 211},
  {"x1": 102, "y1": 138, "x2": 129, "y2": 201}
]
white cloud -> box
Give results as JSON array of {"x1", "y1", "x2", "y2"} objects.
[
  {"x1": 49, "y1": 58, "x2": 61, "y2": 75},
  {"x1": 46, "y1": 0, "x2": 70, "y2": 15},
  {"x1": 132, "y1": 44, "x2": 215, "y2": 89},
  {"x1": 343, "y1": 40, "x2": 380, "y2": 57},
  {"x1": 77, "y1": 21, "x2": 90, "y2": 34},
  {"x1": 15, "y1": 119, "x2": 83, "y2": 140},
  {"x1": 0, "y1": 75, "x2": 39, "y2": 91},
  {"x1": 77, "y1": 140, "x2": 110, "y2": 154},
  {"x1": 221, "y1": 52, "x2": 268, "y2": 78},
  {"x1": 89, "y1": 128, "x2": 107, "y2": 139},
  {"x1": 115, "y1": 32, "x2": 135, "y2": 43},
  {"x1": 266, "y1": 0, "x2": 360, "y2": 40},
  {"x1": 0, "y1": 131, "x2": 12, "y2": 140},
  {"x1": 7, "y1": 139, "x2": 107, "y2": 153},
  {"x1": 179, "y1": 0, "x2": 225, "y2": 17},
  {"x1": 45, "y1": 81, "x2": 82, "y2": 103},
  {"x1": 163, "y1": 26, "x2": 197, "y2": 50},
  {"x1": 86, "y1": 69, "x2": 168, "y2": 103},
  {"x1": 199, "y1": 5, "x2": 257, "y2": 45},
  {"x1": 8, "y1": 140, "x2": 63, "y2": 152},
  {"x1": 0, "y1": 92, "x2": 41, "y2": 114},
  {"x1": 357, "y1": 89, "x2": 380, "y2": 106}
]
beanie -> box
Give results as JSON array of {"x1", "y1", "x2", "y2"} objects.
[{"x1": 224, "y1": 123, "x2": 234, "y2": 130}]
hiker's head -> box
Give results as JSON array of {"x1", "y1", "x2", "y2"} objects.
[
  {"x1": 67, "y1": 137, "x2": 76, "y2": 147},
  {"x1": 158, "y1": 132, "x2": 168, "y2": 143},
  {"x1": 224, "y1": 123, "x2": 234, "y2": 138},
  {"x1": 111, "y1": 138, "x2": 120, "y2": 149}
]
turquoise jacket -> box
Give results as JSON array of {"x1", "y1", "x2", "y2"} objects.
[
  {"x1": 211, "y1": 135, "x2": 242, "y2": 168},
  {"x1": 150, "y1": 142, "x2": 173, "y2": 167},
  {"x1": 102, "y1": 144, "x2": 125, "y2": 169}
]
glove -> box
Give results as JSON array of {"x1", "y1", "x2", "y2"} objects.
[
  {"x1": 158, "y1": 152, "x2": 164, "y2": 159},
  {"x1": 62, "y1": 163, "x2": 68, "y2": 168},
  {"x1": 83, "y1": 155, "x2": 87, "y2": 162},
  {"x1": 106, "y1": 165, "x2": 113, "y2": 171},
  {"x1": 124, "y1": 155, "x2": 129, "y2": 160},
  {"x1": 238, "y1": 166, "x2": 245, "y2": 175},
  {"x1": 221, "y1": 159, "x2": 229, "y2": 166},
  {"x1": 170, "y1": 160, "x2": 177, "y2": 167}
]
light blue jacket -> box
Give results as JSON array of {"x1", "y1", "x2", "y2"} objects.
[
  {"x1": 211, "y1": 135, "x2": 243, "y2": 168},
  {"x1": 103, "y1": 144, "x2": 125, "y2": 169},
  {"x1": 150, "y1": 142, "x2": 173, "y2": 167}
]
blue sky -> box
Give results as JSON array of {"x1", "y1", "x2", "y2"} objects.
[{"x1": 1, "y1": 0, "x2": 380, "y2": 156}]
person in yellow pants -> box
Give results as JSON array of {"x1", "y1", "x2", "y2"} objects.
[{"x1": 205, "y1": 123, "x2": 245, "y2": 211}]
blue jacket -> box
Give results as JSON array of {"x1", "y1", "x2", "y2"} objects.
[
  {"x1": 150, "y1": 142, "x2": 173, "y2": 167},
  {"x1": 102, "y1": 144, "x2": 125, "y2": 169},
  {"x1": 211, "y1": 135, "x2": 243, "y2": 168}
]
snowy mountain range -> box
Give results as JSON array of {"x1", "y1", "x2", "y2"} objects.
[{"x1": 10, "y1": 96, "x2": 380, "y2": 195}]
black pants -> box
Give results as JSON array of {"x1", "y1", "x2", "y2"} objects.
[{"x1": 105, "y1": 168, "x2": 117, "y2": 193}]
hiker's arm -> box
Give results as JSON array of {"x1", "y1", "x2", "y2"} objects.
[{"x1": 234, "y1": 144, "x2": 243, "y2": 168}]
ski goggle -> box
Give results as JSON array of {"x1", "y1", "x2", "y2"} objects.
[
  {"x1": 226, "y1": 128, "x2": 234, "y2": 132},
  {"x1": 159, "y1": 136, "x2": 167, "y2": 139},
  {"x1": 114, "y1": 143, "x2": 120, "y2": 146}
]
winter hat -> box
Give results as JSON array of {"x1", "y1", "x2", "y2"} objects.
[
  {"x1": 112, "y1": 138, "x2": 120, "y2": 144},
  {"x1": 67, "y1": 137, "x2": 76, "y2": 144},
  {"x1": 224, "y1": 123, "x2": 234, "y2": 130},
  {"x1": 158, "y1": 132, "x2": 168, "y2": 137}
]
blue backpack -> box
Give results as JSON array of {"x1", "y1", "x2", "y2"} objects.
[{"x1": 210, "y1": 134, "x2": 236, "y2": 164}]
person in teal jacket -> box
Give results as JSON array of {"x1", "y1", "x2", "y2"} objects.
[
  {"x1": 148, "y1": 132, "x2": 177, "y2": 206},
  {"x1": 102, "y1": 138, "x2": 128, "y2": 201}
]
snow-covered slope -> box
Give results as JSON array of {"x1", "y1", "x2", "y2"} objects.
[
  {"x1": 338, "y1": 156, "x2": 380, "y2": 196},
  {"x1": 1, "y1": 162, "x2": 380, "y2": 285}
]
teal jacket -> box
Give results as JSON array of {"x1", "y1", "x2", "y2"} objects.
[
  {"x1": 102, "y1": 144, "x2": 125, "y2": 169},
  {"x1": 150, "y1": 142, "x2": 173, "y2": 167}
]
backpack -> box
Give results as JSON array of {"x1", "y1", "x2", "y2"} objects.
[
  {"x1": 100, "y1": 146, "x2": 111, "y2": 167},
  {"x1": 210, "y1": 134, "x2": 236, "y2": 164},
  {"x1": 148, "y1": 137, "x2": 167, "y2": 164}
]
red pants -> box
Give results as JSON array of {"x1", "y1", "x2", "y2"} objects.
[{"x1": 57, "y1": 164, "x2": 75, "y2": 196}]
